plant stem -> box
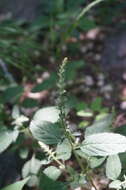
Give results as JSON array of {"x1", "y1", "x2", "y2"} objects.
[
  {"x1": 58, "y1": 58, "x2": 86, "y2": 173},
  {"x1": 76, "y1": 0, "x2": 104, "y2": 21},
  {"x1": 57, "y1": 58, "x2": 100, "y2": 189},
  {"x1": 56, "y1": 0, "x2": 104, "y2": 58},
  {"x1": 65, "y1": 0, "x2": 104, "y2": 40},
  {"x1": 73, "y1": 150, "x2": 85, "y2": 172},
  {"x1": 87, "y1": 173, "x2": 98, "y2": 190}
]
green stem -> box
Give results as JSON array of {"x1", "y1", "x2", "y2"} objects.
[
  {"x1": 56, "y1": 0, "x2": 104, "y2": 58},
  {"x1": 76, "y1": 0, "x2": 104, "y2": 21},
  {"x1": 73, "y1": 150, "x2": 85, "y2": 173},
  {"x1": 65, "y1": 0, "x2": 104, "y2": 40},
  {"x1": 57, "y1": 58, "x2": 98, "y2": 189}
]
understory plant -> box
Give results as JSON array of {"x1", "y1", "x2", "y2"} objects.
[
  {"x1": 28, "y1": 58, "x2": 126, "y2": 190},
  {"x1": 1, "y1": 58, "x2": 126, "y2": 190},
  {"x1": 2, "y1": 1, "x2": 126, "y2": 190}
]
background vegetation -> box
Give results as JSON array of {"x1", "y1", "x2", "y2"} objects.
[{"x1": 0, "y1": 0, "x2": 126, "y2": 190}]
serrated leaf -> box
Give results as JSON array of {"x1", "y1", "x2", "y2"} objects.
[
  {"x1": 30, "y1": 120, "x2": 63, "y2": 144},
  {"x1": 33, "y1": 106, "x2": 60, "y2": 123},
  {"x1": 85, "y1": 114, "x2": 112, "y2": 136},
  {"x1": 56, "y1": 138, "x2": 72, "y2": 160},
  {"x1": 106, "y1": 155, "x2": 122, "y2": 180},
  {"x1": 39, "y1": 173, "x2": 67, "y2": 190},
  {"x1": 81, "y1": 133, "x2": 126, "y2": 156},
  {"x1": 1, "y1": 177, "x2": 30, "y2": 190},
  {"x1": 43, "y1": 166, "x2": 61, "y2": 181},
  {"x1": 0, "y1": 126, "x2": 14, "y2": 153}
]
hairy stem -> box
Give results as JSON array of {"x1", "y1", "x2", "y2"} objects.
[{"x1": 57, "y1": 58, "x2": 86, "y2": 173}]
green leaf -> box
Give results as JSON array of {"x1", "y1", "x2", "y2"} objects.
[
  {"x1": 2, "y1": 86, "x2": 23, "y2": 103},
  {"x1": 106, "y1": 155, "x2": 122, "y2": 180},
  {"x1": 89, "y1": 157, "x2": 106, "y2": 168},
  {"x1": 12, "y1": 115, "x2": 29, "y2": 127},
  {"x1": 22, "y1": 155, "x2": 42, "y2": 178},
  {"x1": 85, "y1": 114, "x2": 112, "y2": 136},
  {"x1": 30, "y1": 120, "x2": 63, "y2": 144},
  {"x1": 115, "y1": 125, "x2": 126, "y2": 136},
  {"x1": 33, "y1": 106, "x2": 60, "y2": 123},
  {"x1": 32, "y1": 73, "x2": 57, "y2": 92},
  {"x1": 75, "y1": 150, "x2": 89, "y2": 159},
  {"x1": 26, "y1": 175, "x2": 38, "y2": 187},
  {"x1": 78, "y1": 18, "x2": 96, "y2": 31},
  {"x1": 81, "y1": 133, "x2": 126, "y2": 156},
  {"x1": 43, "y1": 166, "x2": 61, "y2": 180},
  {"x1": 0, "y1": 126, "x2": 14, "y2": 153},
  {"x1": 22, "y1": 155, "x2": 41, "y2": 187},
  {"x1": 12, "y1": 105, "x2": 20, "y2": 119},
  {"x1": 65, "y1": 60, "x2": 85, "y2": 81},
  {"x1": 109, "y1": 180, "x2": 122, "y2": 189},
  {"x1": 119, "y1": 152, "x2": 126, "y2": 170},
  {"x1": 91, "y1": 97, "x2": 102, "y2": 112},
  {"x1": 77, "y1": 110, "x2": 93, "y2": 117},
  {"x1": 39, "y1": 173, "x2": 67, "y2": 190},
  {"x1": 56, "y1": 138, "x2": 72, "y2": 160},
  {"x1": 22, "y1": 98, "x2": 39, "y2": 108},
  {"x1": 1, "y1": 177, "x2": 30, "y2": 190},
  {"x1": 19, "y1": 148, "x2": 29, "y2": 159}
]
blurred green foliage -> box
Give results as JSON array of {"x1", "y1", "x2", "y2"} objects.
[{"x1": 0, "y1": 0, "x2": 126, "y2": 190}]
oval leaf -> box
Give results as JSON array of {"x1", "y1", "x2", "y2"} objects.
[
  {"x1": 22, "y1": 155, "x2": 42, "y2": 178},
  {"x1": 33, "y1": 106, "x2": 60, "y2": 123},
  {"x1": 56, "y1": 139, "x2": 72, "y2": 161},
  {"x1": 43, "y1": 166, "x2": 61, "y2": 181},
  {"x1": 81, "y1": 133, "x2": 126, "y2": 156},
  {"x1": 30, "y1": 120, "x2": 63, "y2": 144},
  {"x1": 106, "y1": 155, "x2": 121, "y2": 180}
]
